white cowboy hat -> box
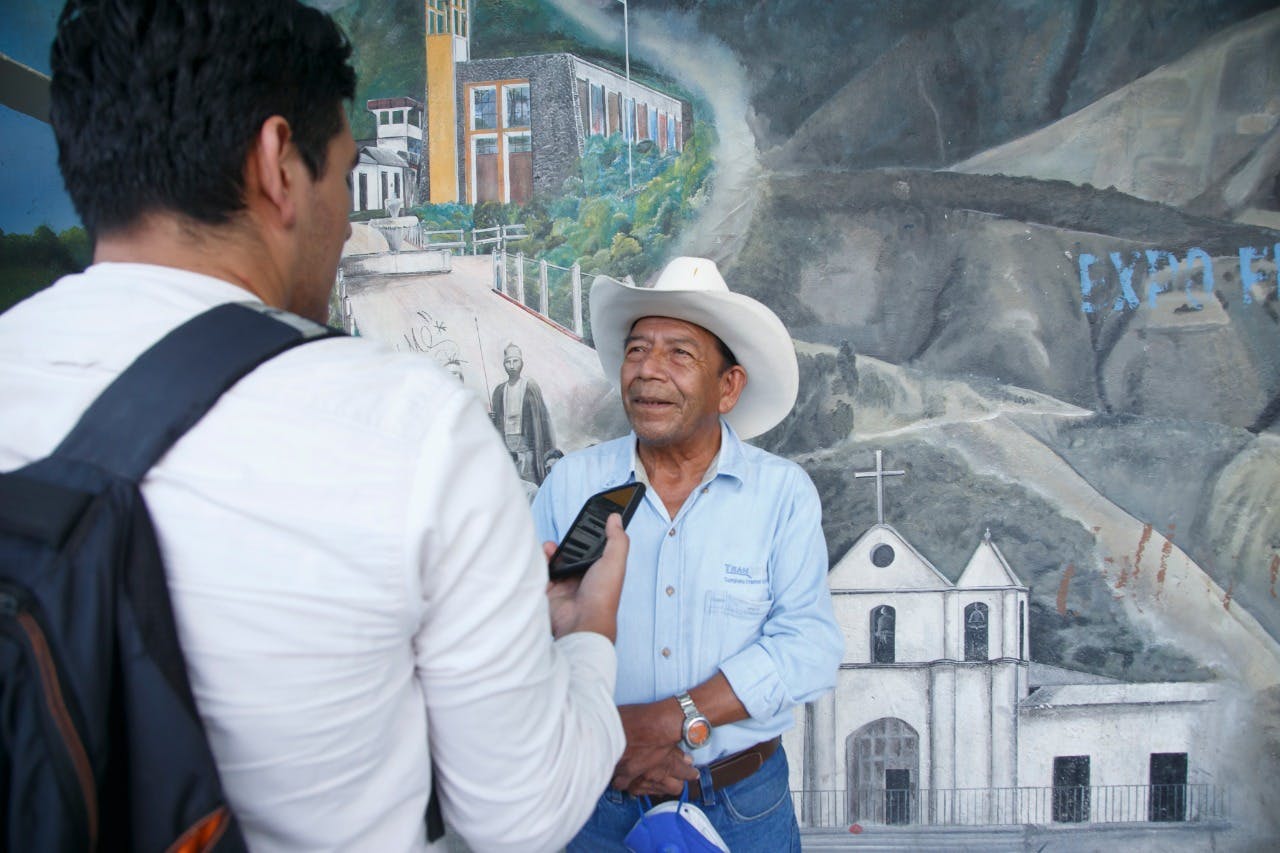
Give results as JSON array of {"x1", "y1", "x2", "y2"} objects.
[{"x1": 590, "y1": 256, "x2": 799, "y2": 440}]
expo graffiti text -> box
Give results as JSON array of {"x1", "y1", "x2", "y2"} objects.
[{"x1": 1078, "y1": 244, "x2": 1280, "y2": 313}]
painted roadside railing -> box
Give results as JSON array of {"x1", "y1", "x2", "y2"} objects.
[{"x1": 492, "y1": 249, "x2": 631, "y2": 342}]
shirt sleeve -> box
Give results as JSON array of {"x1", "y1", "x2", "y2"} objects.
[
  {"x1": 407, "y1": 390, "x2": 624, "y2": 853},
  {"x1": 717, "y1": 466, "x2": 845, "y2": 720}
]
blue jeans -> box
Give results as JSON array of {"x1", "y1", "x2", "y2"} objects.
[{"x1": 567, "y1": 745, "x2": 800, "y2": 853}]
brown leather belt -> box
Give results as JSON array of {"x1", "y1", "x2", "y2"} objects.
[{"x1": 654, "y1": 737, "x2": 780, "y2": 804}]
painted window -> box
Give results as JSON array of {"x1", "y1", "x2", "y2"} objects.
[
  {"x1": 504, "y1": 84, "x2": 531, "y2": 128},
  {"x1": 472, "y1": 86, "x2": 497, "y2": 130},
  {"x1": 608, "y1": 91, "x2": 621, "y2": 135},
  {"x1": 506, "y1": 133, "x2": 532, "y2": 204},
  {"x1": 392, "y1": 110, "x2": 404, "y2": 124},
  {"x1": 1149, "y1": 753, "x2": 1188, "y2": 822},
  {"x1": 871, "y1": 605, "x2": 895, "y2": 663},
  {"x1": 393, "y1": 172, "x2": 401, "y2": 200},
  {"x1": 358, "y1": 172, "x2": 367, "y2": 211},
  {"x1": 427, "y1": 0, "x2": 466, "y2": 36},
  {"x1": 452, "y1": 0, "x2": 468, "y2": 38},
  {"x1": 1052, "y1": 756, "x2": 1091, "y2": 823},
  {"x1": 466, "y1": 81, "x2": 533, "y2": 205},
  {"x1": 658, "y1": 112, "x2": 668, "y2": 152},
  {"x1": 637, "y1": 103, "x2": 649, "y2": 140},
  {"x1": 472, "y1": 135, "x2": 499, "y2": 203},
  {"x1": 964, "y1": 602, "x2": 988, "y2": 661},
  {"x1": 625, "y1": 98, "x2": 636, "y2": 142},
  {"x1": 427, "y1": 0, "x2": 446, "y2": 34},
  {"x1": 379, "y1": 111, "x2": 390, "y2": 125},
  {"x1": 648, "y1": 109, "x2": 658, "y2": 142},
  {"x1": 590, "y1": 84, "x2": 605, "y2": 135},
  {"x1": 1019, "y1": 601, "x2": 1026, "y2": 660},
  {"x1": 577, "y1": 80, "x2": 590, "y2": 138},
  {"x1": 380, "y1": 171, "x2": 388, "y2": 208}
]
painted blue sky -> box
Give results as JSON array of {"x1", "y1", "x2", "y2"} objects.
[{"x1": 0, "y1": 0, "x2": 78, "y2": 234}]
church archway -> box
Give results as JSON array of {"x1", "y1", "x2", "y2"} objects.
[{"x1": 847, "y1": 718, "x2": 919, "y2": 825}]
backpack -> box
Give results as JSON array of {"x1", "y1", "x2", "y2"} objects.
[{"x1": 0, "y1": 302, "x2": 341, "y2": 851}]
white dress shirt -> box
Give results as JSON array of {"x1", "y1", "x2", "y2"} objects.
[{"x1": 0, "y1": 263, "x2": 624, "y2": 852}]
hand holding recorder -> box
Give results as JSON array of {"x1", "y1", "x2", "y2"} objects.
[{"x1": 544, "y1": 484, "x2": 644, "y2": 642}]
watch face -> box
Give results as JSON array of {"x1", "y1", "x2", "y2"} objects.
[{"x1": 686, "y1": 718, "x2": 711, "y2": 747}]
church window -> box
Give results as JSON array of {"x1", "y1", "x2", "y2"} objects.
[
  {"x1": 871, "y1": 605, "x2": 895, "y2": 663},
  {"x1": 1019, "y1": 601, "x2": 1026, "y2": 660},
  {"x1": 871, "y1": 544, "x2": 895, "y2": 567},
  {"x1": 1052, "y1": 755, "x2": 1091, "y2": 823},
  {"x1": 964, "y1": 602, "x2": 988, "y2": 661},
  {"x1": 1149, "y1": 753, "x2": 1188, "y2": 822}
]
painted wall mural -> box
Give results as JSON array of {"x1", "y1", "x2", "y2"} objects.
[
  {"x1": 336, "y1": 1, "x2": 1280, "y2": 845},
  {"x1": 4, "y1": 0, "x2": 1279, "y2": 846}
]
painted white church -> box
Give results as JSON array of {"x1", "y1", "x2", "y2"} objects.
[{"x1": 783, "y1": 452, "x2": 1229, "y2": 830}]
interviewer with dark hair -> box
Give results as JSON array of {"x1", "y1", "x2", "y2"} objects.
[{"x1": 0, "y1": 2, "x2": 628, "y2": 850}]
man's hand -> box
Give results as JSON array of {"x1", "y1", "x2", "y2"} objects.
[
  {"x1": 544, "y1": 513, "x2": 627, "y2": 642},
  {"x1": 611, "y1": 702, "x2": 699, "y2": 797}
]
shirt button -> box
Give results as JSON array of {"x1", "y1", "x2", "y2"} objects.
[
  {"x1": 661, "y1": 647, "x2": 672, "y2": 658},
  {"x1": 701, "y1": 486, "x2": 709, "y2": 494},
  {"x1": 668, "y1": 528, "x2": 677, "y2": 537},
  {"x1": 665, "y1": 585, "x2": 675, "y2": 596}
]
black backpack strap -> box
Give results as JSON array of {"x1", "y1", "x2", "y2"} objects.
[{"x1": 52, "y1": 302, "x2": 340, "y2": 481}]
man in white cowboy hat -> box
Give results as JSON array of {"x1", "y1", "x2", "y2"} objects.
[{"x1": 532, "y1": 256, "x2": 844, "y2": 851}]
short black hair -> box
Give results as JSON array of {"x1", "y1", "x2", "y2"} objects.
[{"x1": 50, "y1": 0, "x2": 356, "y2": 237}]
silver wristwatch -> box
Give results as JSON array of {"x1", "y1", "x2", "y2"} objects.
[{"x1": 677, "y1": 691, "x2": 711, "y2": 750}]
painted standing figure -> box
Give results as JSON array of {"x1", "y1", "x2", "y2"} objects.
[{"x1": 491, "y1": 342, "x2": 557, "y2": 484}]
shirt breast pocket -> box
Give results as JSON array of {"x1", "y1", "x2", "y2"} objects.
[{"x1": 701, "y1": 592, "x2": 772, "y2": 666}]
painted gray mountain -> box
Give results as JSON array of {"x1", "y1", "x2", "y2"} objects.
[{"x1": 533, "y1": 0, "x2": 1280, "y2": 689}]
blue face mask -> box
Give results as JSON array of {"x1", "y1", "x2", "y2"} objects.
[{"x1": 624, "y1": 784, "x2": 729, "y2": 853}]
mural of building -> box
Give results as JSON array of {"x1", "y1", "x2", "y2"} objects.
[
  {"x1": 351, "y1": 97, "x2": 422, "y2": 212},
  {"x1": 423, "y1": 0, "x2": 688, "y2": 205},
  {"x1": 796, "y1": 452, "x2": 1228, "y2": 831}
]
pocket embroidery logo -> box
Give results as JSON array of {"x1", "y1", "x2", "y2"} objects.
[{"x1": 723, "y1": 562, "x2": 765, "y2": 584}]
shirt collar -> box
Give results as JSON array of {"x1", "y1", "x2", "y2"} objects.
[{"x1": 623, "y1": 418, "x2": 748, "y2": 488}]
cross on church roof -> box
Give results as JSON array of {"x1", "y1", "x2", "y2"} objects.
[{"x1": 853, "y1": 449, "x2": 906, "y2": 524}]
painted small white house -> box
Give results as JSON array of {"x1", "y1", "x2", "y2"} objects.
[{"x1": 350, "y1": 97, "x2": 422, "y2": 213}]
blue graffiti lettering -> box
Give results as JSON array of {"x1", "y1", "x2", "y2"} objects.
[
  {"x1": 1076, "y1": 245, "x2": 1276, "y2": 314},
  {"x1": 1238, "y1": 245, "x2": 1270, "y2": 306},
  {"x1": 1078, "y1": 253, "x2": 1100, "y2": 314},
  {"x1": 1143, "y1": 249, "x2": 1179, "y2": 307},
  {"x1": 1109, "y1": 251, "x2": 1141, "y2": 311}
]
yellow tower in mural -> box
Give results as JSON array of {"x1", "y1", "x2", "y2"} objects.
[{"x1": 425, "y1": 0, "x2": 469, "y2": 203}]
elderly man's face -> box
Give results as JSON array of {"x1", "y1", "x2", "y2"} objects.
[{"x1": 620, "y1": 316, "x2": 744, "y2": 449}]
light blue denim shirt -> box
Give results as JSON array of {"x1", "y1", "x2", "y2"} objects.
[{"x1": 532, "y1": 420, "x2": 844, "y2": 763}]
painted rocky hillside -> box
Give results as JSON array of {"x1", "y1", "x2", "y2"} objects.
[{"x1": 534, "y1": 0, "x2": 1280, "y2": 685}]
